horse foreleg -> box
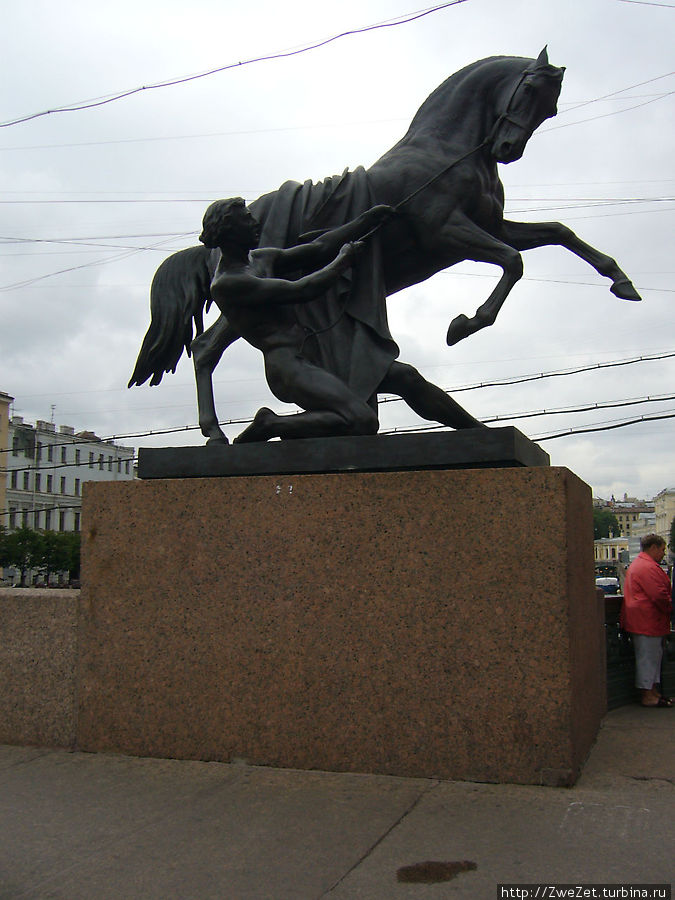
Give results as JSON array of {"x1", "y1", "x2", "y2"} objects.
[
  {"x1": 191, "y1": 315, "x2": 240, "y2": 443},
  {"x1": 443, "y1": 218, "x2": 525, "y2": 346},
  {"x1": 501, "y1": 220, "x2": 642, "y2": 301}
]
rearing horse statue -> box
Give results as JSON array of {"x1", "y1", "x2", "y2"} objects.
[{"x1": 129, "y1": 49, "x2": 641, "y2": 442}]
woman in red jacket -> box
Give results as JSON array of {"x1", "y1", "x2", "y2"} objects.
[{"x1": 621, "y1": 533, "x2": 673, "y2": 708}]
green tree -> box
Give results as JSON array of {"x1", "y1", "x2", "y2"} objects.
[
  {"x1": 593, "y1": 508, "x2": 620, "y2": 540},
  {"x1": 0, "y1": 526, "x2": 44, "y2": 586},
  {"x1": 39, "y1": 531, "x2": 73, "y2": 583},
  {"x1": 60, "y1": 531, "x2": 81, "y2": 582}
]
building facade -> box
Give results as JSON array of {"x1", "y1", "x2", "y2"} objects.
[
  {"x1": 0, "y1": 393, "x2": 13, "y2": 527},
  {"x1": 653, "y1": 487, "x2": 675, "y2": 549},
  {"x1": 604, "y1": 497, "x2": 655, "y2": 539},
  {"x1": 4, "y1": 414, "x2": 135, "y2": 533}
]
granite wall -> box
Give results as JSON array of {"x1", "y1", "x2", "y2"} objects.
[
  {"x1": 0, "y1": 589, "x2": 78, "y2": 748},
  {"x1": 76, "y1": 466, "x2": 604, "y2": 786}
]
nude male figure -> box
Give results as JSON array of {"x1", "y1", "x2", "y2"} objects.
[
  {"x1": 199, "y1": 198, "x2": 485, "y2": 442},
  {"x1": 199, "y1": 197, "x2": 394, "y2": 441}
]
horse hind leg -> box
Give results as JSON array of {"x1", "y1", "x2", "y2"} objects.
[{"x1": 191, "y1": 315, "x2": 240, "y2": 443}]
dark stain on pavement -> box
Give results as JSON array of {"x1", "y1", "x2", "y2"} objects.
[{"x1": 396, "y1": 860, "x2": 478, "y2": 883}]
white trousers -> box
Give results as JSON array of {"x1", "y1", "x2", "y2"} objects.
[{"x1": 631, "y1": 633, "x2": 664, "y2": 689}]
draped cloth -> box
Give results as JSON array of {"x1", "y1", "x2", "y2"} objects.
[{"x1": 249, "y1": 167, "x2": 399, "y2": 405}]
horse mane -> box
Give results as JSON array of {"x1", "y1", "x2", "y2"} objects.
[
  {"x1": 404, "y1": 55, "x2": 533, "y2": 136},
  {"x1": 402, "y1": 53, "x2": 563, "y2": 142}
]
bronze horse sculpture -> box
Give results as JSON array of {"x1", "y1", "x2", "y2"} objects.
[{"x1": 129, "y1": 49, "x2": 641, "y2": 442}]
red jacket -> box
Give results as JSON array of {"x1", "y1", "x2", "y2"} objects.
[{"x1": 621, "y1": 552, "x2": 672, "y2": 636}]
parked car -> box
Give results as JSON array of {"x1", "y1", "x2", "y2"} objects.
[{"x1": 595, "y1": 576, "x2": 621, "y2": 595}]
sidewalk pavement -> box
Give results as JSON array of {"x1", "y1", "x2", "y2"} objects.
[{"x1": 1, "y1": 705, "x2": 673, "y2": 900}]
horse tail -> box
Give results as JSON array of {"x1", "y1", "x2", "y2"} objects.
[{"x1": 128, "y1": 245, "x2": 214, "y2": 388}]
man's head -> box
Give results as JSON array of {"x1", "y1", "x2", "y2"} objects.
[
  {"x1": 640, "y1": 533, "x2": 666, "y2": 563},
  {"x1": 199, "y1": 198, "x2": 260, "y2": 250}
]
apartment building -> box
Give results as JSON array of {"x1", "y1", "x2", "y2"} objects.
[{"x1": 4, "y1": 413, "x2": 135, "y2": 533}]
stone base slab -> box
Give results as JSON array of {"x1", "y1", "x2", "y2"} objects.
[
  {"x1": 78, "y1": 466, "x2": 604, "y2": 786},
  {"x1": 137, "y1": 427, "x2": 550, "y2": 479}
]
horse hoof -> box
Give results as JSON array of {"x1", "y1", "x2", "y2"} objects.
[
  {"x1": 610, "y1": 278, "x2": 641, "y2": 301},
  {"x1": 206, "y1": 435, "x2": 229, "y2": 445},
  {"x1": 446, "y1": 314, "x2": 470, "y2": 346}
]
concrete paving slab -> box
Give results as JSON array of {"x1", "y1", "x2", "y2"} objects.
[
  {"x1": 0, "y1": 705, "x2": 672, "y2": 899},
  {"x1": 327, "y1": 778, "x2": 673, "y2": 898},
  {"x1": 0, "y1": 751, "x2": 428, "y2": 900}
]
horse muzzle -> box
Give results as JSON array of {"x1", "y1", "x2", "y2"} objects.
[{"x1": 492, "y1": 129, "x2": 528, "y2": 164}]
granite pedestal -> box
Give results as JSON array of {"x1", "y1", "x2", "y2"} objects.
[{"x1": 78, "y1": 463, "x2": 603, "y2": 786}]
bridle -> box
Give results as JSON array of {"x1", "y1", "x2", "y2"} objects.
[{"x1": 488, "y1": 69, "x2": 539, "y2": 143}]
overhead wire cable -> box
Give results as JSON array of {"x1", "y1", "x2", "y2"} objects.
[
  {"x1": 3, "y1": 353, "x2": 674, "y2": 459},
  {"x1": 0, "y1": 2, "x2": 470, "y2": 128}
]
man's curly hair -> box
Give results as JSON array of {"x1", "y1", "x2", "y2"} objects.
[{"x1": 199, "y1": 197, "x2": 247, "y2": 248}]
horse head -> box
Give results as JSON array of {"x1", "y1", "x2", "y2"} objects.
[{"x1": 490, "y1": 47, "x2": 565, "y2": 164}]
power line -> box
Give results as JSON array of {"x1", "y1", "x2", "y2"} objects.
[
  {"x1": 3, "y1": 352, "x2": 673, "y2": 460},
  {"x1": 379, "y1": 351, "x2": 675, "y2": 402},
  {"x1": 616, "y1": 0, "x2": 675, "y2": 7},
  {"x1": 539, "y1": 90, "x2": 675, "y2": 135},
  {"x1": 380, "y1": 392, "x2": 675, "y2": 434},
  {"x1": 0, "y1": 2, "x2": 470, "y2": 128},
  {"x1": 554, "y1": 71, "x2": 675, "y2": 117},
  {"x1": 0, "y1": 234, "x2": 193, "y2": 292},
  {"x1": 535, "y1": 409, "x2": 675, "y2": 441},
  {"x1": 4, "y1": 399, "x2": 675, "y2": 477},
  {"x1": 381, "y1": 409, "x2": 675, "y2": 439},
  {"x1": 1, "y1": 195, "x2": 673, "y2": 207}
]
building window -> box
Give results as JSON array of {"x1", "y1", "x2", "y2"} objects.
[
  {"x1": 61, "y1": 446, "x2": 67, "y2": 464},
  {"x1": 59, "y1": 510, "x2": 66, "y2": 531},
  {"x1": 108, "y1": 456, "x2": 113, "y2": 472},
  {"x1": 45, "y1": 509, "x2": 52, "y2": 530},
  {"x1": 75, "y1": 449, "x2": 80, "y2": 465},
  {"x1": 35, "y1": 473, "x2": 41, "y2": 493},
  {"x1": 48, "y1": 444, "x2": 54, "y2": 462},
  {"x1": 47, "y1": 474, "x2": 53, "y2": 492},
  {"x1": 125, "y1": 460, "x2": 130, "y2": 475},
  {"x1": 33, "y1": 509, "x2": 40, "y2": 529},
  {"x1": 36, "y1": 442, "x2": 42, "y2": 462},
  {"x1": 23, "y1": 471, "x2": 30, "y2": 491},
  {"x1": 60, "y1": 476, "x2": 66, "y2": 494},
  {"x1": 74, "y1": 512, "x2": 80, "y2": 532},
  {"x1": 75, "y1": 479, "x2": 80, "y2": 496},
  {"x1": 98, "y1": 454, "x2": 104, "y2": 471},
  {"x1": 10, "y1": 470, "x2": 18, "y2": 489},
  {"x1": 22, "y1": 510, "x2": 29, "y2": 527},
  {"x1": 89, "y1": 452, "x2": 94, "y2": 468},
  {"x1": 117, "y1": 459, "x2": 122, "y2": 474},
  {"x1": 9, "y1": 509, "x2": 16, "y2": 529}
]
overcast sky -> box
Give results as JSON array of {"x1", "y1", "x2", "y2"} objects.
[{"x1": 1, "y1": 0, "x2": 673, "y2": 501}]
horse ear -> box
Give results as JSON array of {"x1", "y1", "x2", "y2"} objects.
[{"x1": 536, "y1": 46, "x2": 549, "y2": 67}]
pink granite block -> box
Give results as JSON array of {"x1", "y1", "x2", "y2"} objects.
[
  {"x1": 77, "y1": 467, "x2": 604, "y2": 785},
  {"x1": 0, "y1": 589, "x2": 78, "y2": 748}
]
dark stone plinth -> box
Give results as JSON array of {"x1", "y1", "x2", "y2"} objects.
[
  {"x1": 138, "y1": 427, "x2": 549, "y2": 479},
  {"x1": 78, "y1": 466, "x2": 604, "y2": 786}
]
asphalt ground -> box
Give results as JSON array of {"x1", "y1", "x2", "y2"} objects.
[{"x1": 1, "y1": 704, "x2": 673, "y2": 899}]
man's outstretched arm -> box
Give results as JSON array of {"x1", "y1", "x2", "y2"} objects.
[
  {"x1": 214, "y1": 242, "x2": 362, "y2": 309},
  {"x1": 270, "y1": 205, "x2": 395, "y2": 275}
]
